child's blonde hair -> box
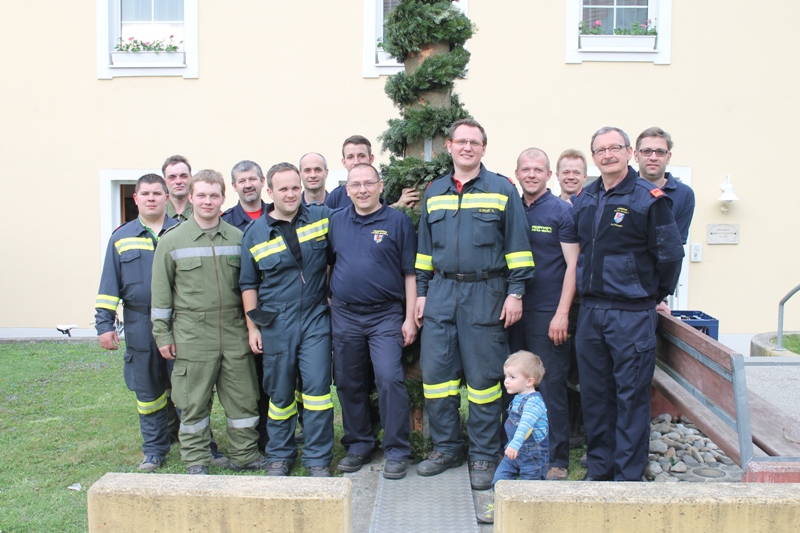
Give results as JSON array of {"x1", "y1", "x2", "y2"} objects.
[{"x1": 504, "y1": 350, "x2": 545, "y2": 386}]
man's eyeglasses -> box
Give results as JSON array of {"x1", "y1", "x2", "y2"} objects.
[
  {"x1": 638, "y1": 148, "x2": 670, "y2": 157},
  {"x1": 346, "y1": 180, "x2": 380, "y2": 190},
  {"x1": 591, "y1": 145, "x2": 627, "y2": 156},
  {"x1": 450, "y1": 139, "x2": 484, "y2": 148}
]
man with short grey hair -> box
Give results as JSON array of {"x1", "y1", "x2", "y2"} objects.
[{"x1": 572, "y1": 126, "x2": 684, "y2": 481}]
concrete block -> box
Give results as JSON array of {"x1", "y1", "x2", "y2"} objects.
[
  {"x1": 750, "y1": 332, "x2": 800, "y2": 357},
  {"x1": 495, "y1": 481, "x2": 800, "y2": 533},
  {"x1": 87, "y1": 473, "x2": 351, "y2": 533},
  {"x1": 744, "y1": 462, "x2": 800, "y2": 483}
]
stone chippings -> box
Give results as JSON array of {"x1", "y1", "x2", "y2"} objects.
[{"x1": 645, "y1": 413, "x2": 744, "y2": 482}]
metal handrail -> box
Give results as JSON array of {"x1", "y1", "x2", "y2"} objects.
[{"x1": 776, "y1": 283, "x2": 800, "y2": 350}]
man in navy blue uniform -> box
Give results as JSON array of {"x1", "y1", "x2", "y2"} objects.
[
  {"x1": 328, "y1": 164, "x2": 418, "y2": 479},
  {"x1": 221, "y1": 159, "x2": 270, "y2": 452},
  {"x1": 573, "y1": 126, "x2": 684, "y2": 481},
  {"x1": 415, "y1": 119, "x2": 535, "y2": 490},
  {"x1": 95, "y1": 174, "x2": 178, "y2": 471},
  {"x1": 240, "y1": 162, "x2": 335, "y2": 477},
  {"x1": 509, "y1": 148, "x2": 579, "y2": 481},
  {"x1": 635, "y1": 128, "x2": 695, "y2": 246}
]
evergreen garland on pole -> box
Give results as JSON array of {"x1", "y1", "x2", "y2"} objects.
[{"x1": 378, "y1": 0, "x2": 475, "y2": 228}]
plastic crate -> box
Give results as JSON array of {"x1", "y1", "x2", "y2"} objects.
[{"x1": 670, "y1": 310, "x2": 719, "y2": 340}]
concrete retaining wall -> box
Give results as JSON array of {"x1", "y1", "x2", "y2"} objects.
[
  {"x1": 87, "y1": 473, "x2": 351, "y2": 533},
  {"x1": 495, "y1": 481, "x2": 800, "y2": 533}
]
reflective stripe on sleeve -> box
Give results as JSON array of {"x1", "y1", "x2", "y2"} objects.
[
  {"x1": 151, "y1": 308, "x2": 173, "y2": 321},
  {"x1": 297, "y1": 218, "x2": 329, "y2": 243},
  {"x1": 115, "y1": 237, "x2": 154, "y2": 253},
  {"x1": 466, "y1": 382, "x2": 502, "y2": 404},
  {"x1": 301, "y1": 392, "x2": 333, "y2": 411},
  {"x1": 137, "y1": 392, "x2": 168, "y2": 415},
  {"x1": 268, "y1": 400, "x2": 298, "y2": 420},
  {"x1": 250, "y1": 237, "x2": 286, "y2": 262},
  {"x1": 96, "y1": 294, "x2": 121, "y2": 311},
  {"x1": 180, "y1": 416, "x2": 210, "y2": 434},
  {"x1": 505, "y1": 251, "x2": 535, "y2": 269},
  {"x1": 415, "y1": 253, "x2": 434, "y2": 271},
  {"x1": 227, "y1": 415, "x2": 259, "y2": 429},
  {"x1": 426, "y1": 195, "x2": 459, "y2": 213},
  {"x1": 423, "y1": 379, "x2": 461, "y2": 399}
]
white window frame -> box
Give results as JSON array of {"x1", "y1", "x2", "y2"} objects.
[
  {"x1": 363, "y1": 0, "x2": 469, "y2": 78},
  {"x1": 97, "y1": 0, "x2": 198, "y2": 79},
  {"x1": 566, "y1": 0, "x2": 672, "y2": 64}
]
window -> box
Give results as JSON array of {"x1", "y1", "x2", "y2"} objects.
[
  {"x1": 566, "y1": 0, "x2": 672, "y2": 64},
  {"x1": 363, "y1": 0, "x2": 468, "y2": 78},
  {"x1": 96, "y1": 0, "x2": 198, "y2": 79}
]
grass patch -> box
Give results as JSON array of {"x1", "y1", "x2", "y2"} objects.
[
  {"x1": 0, "y1": 340, "x2": 345, "y2": 533},
  {"x1": 773, "y1": 333, "x2": 800, "y2": 354}
]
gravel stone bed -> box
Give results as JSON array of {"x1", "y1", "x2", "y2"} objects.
[{"x1": 645, "y1": 413, "x2": 744, "y2": 482}]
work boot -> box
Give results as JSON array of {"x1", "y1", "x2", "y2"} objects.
[
  {"x1": 416, "y1": 450, "x2": 464, "y2": 476},
  {"x1": 308, "y1": 465, "x2": 330, "y2": 478},
  {"x1": 187, "y1": 465, "x2": 209, "y2": 475},
  {"x1": 476, "y1": 503, "x2": 495, "y2": 524},
  {"x1": 337, "y1": 453, "x2": 370, "y2": 473},
  {"x1": 579, "y1": 453, "x2": 588, "y2": 468},
  {"x1": 383, "y1": 460, "x2": 407, "y2": 480},
  {"x1": 137, "y1": 455, "x2": 164, "y2": 472},
  {"x1": 229, "y1": 455, "x2": 269, "y2": 472},
  {"x1": 546, "y1": 467, "x2": 568, "y2": 480},
  {"x1": 469, "y1": 460, "x2": 496, "y2": 490},
  {"x1": 210, "y1": 450, "x2": 230, "y2": 468},
  {"x1": 267, "y1": 460, "x2": 293, "y2": 476}
]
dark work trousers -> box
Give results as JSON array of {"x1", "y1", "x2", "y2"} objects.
[
  {"x1": 123, "y1": 314, "x2": 170, "y2": 457},
  {"x1": 508, "y1": 310, "x2": 570, "y2": 469},
  {"x1": 420, "y1": 275, "x2": 507, "y2": 463},
  {"x1": 331, "y1": 299, "x2": 410, "y2": 461},
  {"x1": 575, "y1": 305, "x2": 658, "y2": 481},
  {"x1": 254, "y1": 355, "x2": 270, "y2": 453}
]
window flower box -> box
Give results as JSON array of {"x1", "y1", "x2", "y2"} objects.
[
  {"x1": 579, "y1": 34, "x2": 656, "y2": 51},
  {"x1": 110, "y1": 51, "x2": 186, "y2": 67}
]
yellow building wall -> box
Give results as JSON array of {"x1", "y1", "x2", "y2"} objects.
[{"x1": 0, "y1": 1, "x2": 798, "y2": 337}]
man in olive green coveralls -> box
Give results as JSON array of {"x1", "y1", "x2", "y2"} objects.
[{"x1": 151, "y1": 169, "x2": 265, "y2": 475}]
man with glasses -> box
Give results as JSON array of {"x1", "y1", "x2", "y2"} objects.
[
  {"x1": 572, "y1": 126, "x2": 684, "y2": 481},
  {"x1": 414, "y1": 118, "x2": 535, "y2": 490},
  {"x1": 328, "y1": 164, "x2": 417, "y2": 479},
  {"x1": 635, "y1": 127, "x2": 695, "y2": 246}
]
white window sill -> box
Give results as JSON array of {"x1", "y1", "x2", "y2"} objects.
[{"x1": 109, "y1": 51, "x2": 186, "y2": 68}]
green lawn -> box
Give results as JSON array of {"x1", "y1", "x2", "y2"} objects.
[
  {"x1": 0, "y1": 340, "x2": 345, "y2": 533},
  {"x1": 774, "y1": 333, "x2": 800, "y2": 353},
  {"x1": 0, "y1": 341, "x2": 586, "y2": 532}
]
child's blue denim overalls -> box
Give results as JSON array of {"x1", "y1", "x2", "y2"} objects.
[{"x1": 492, "y1": 392, "x2": 549, "y2": 488}]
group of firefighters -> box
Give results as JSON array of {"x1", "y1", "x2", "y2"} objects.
[{"x1": 96, "y1": 119, "x2": 693, "y2": 487}]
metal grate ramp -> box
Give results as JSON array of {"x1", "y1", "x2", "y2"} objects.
[{"x1": 370, "y1": 463, "x2": 479, "y2": 533}]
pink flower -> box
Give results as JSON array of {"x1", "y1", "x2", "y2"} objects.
[
  {"x1": 128, "y1": 37, "x2": 134, "y2": 41},
  {"x1": 641, "y1": 24, "x2": 647, "y2": 28},
  {"x1": 594, "y1": 20, "x2": 602, "y2": 26},
  {"x1": 145, "y1": 42, "x2": 150, "y2": 45},
  {"x1": 170, "y1": 35, "x2": 174, "y2": 39}
]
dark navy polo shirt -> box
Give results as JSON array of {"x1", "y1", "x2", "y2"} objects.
[
  {"x1": 325, "y1": 185, "x2": 353, "y2": 210},
  {"x1": 661, "y1": 172, "x2": 695, "y2": 245},
  {"x1": 302, "y1": 190, "x2": 328, "y2": 206},
  {"x1": 521, "y1": 190, "x2": 578, "y2": 312},
  {"x1": 328, "y1": 202, "x2": 417, "y2": 305}
]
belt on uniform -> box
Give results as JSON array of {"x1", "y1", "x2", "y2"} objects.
[
  {"x1": 124, "y1": 303, "x2": 151, "y2": 315},
  {"x1": 440, "y1": 270, "x2": 505, "y2": 282},
  {"x1": 334, "y1": 298, "x2": 400, "y2": 314}
]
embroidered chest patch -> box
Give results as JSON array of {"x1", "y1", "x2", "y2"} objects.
[
  {"x1": 372, "y1": 229, "x2": 388, "y2": 243},
  {"x1": 611, "y1": 207, "x2": 628, "y2": 228}
]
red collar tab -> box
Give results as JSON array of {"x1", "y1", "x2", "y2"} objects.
[{"x1": 650, "y1": 188, "x2": 664, "y2": 198}]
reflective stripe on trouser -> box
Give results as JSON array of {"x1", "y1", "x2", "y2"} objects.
[
  {"x1": 121, "y1": 315, "x2": 171, "y2": 456},
  {"x1": 170, "y1": 352, "x2": 260, "y2": 468},
  {"x1": 262, "y1": 300, "x2": 333, "y2": 467},
  {"x1": 509, "y1": 310, "x2": 572, "y2": 468},
  {"x1": 575, "y1": 306, "x2": 658, "y2": 481},
  {"x1": 420, "y1": 274, "x2": 508, "y2": 462},
  {"x1": 331, "y1": 301, "x2": 411, "y2": 461}
]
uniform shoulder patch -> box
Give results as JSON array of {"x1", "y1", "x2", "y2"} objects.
[
  {"x1": 650, "y1": 188, "x2": 665, "y2": 198},
  {"x1": 576, "y1": 188, "x2": 583, "y2": 197}
]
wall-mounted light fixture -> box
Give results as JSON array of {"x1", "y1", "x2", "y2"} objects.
[{"x1": 718, "y1": 175, "x2": 740, "y2": 213}]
